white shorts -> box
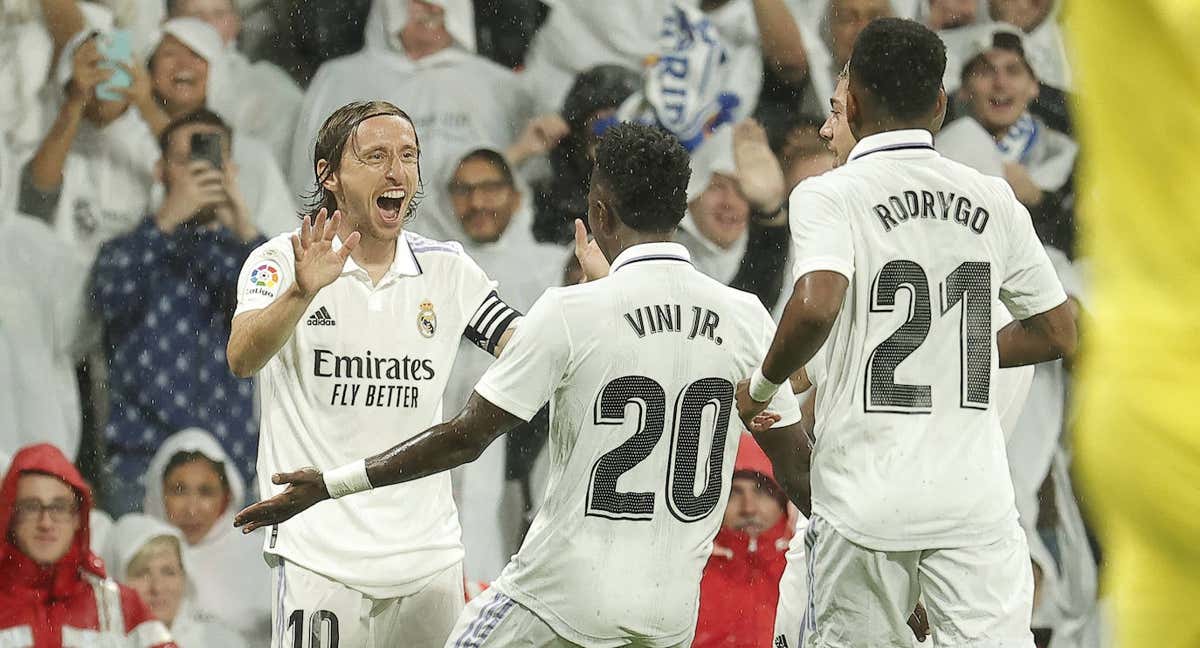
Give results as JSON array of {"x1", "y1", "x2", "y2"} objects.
[
  {"x1": 805, "y1": 515, "x2": 1035, "y2": 648},
  {"x1": 774, "y1": 518, "x2": 810, "y2": 648},
  {"x1": 444, "y1": 588, "x2": 694, "y2": 648},
  {"x1": 272, "y1": 558, "x2": 464, "y2": 648}
]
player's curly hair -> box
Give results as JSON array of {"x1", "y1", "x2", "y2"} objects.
[
  {"x1": 849, "y1": 18, "x2": 946, "y2": 122},
  {"x1": 300, "y1": 100, "x2": 425, "y2": 222},
  {"x1": 592, "y1": 122, "x2": 691, "y2": 232}
]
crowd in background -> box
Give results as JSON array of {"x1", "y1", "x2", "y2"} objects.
[{"x1": 0, "y1": 0, "x2": 1101, "y2": 646}]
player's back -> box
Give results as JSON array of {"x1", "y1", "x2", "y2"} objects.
[
  {"x1": 790, "y1": 131, "x2": 1067, "y2": 551},
  {"x1": 480, "y1": 244, "x2": 799, "y2": 647}
]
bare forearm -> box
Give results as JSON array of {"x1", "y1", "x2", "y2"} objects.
[
  {"x1": 40, "y1": 0, "x2": 85, "y2": 59},
  {"x1": 762, "y1": 308, "x2": 833, "y2": 383},
  {"x1": 997, "y1": 300, "x2": 1077, "y2": 367},
  {"x1": 365, "y1": 394, "x2": 519, "y2": 488},
  {"x1": 752, "y1": 0, "x2": 808, "y2": 84},
  {"x1": 751, "y1": 422, "x2": 811, "y2": 515},
  {"x1": 28, "y1": 100, "x2": 85, "y2": 193},
  {"x1": 227, "y1": 286, "x2": 314, "y2": 377}
]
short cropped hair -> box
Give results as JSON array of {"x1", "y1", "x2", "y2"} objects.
[
  {"x1": 592, "y1": 123, "x2": 691, "y2": 232},
  {"x1": 158, "y1": 108, "x2": 231, "y2": 156},
  {"x1": 849, "y1": 18, "x2": 946, "y2": 121}
]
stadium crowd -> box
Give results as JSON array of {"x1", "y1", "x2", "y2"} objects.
[{"x1": 0, "y1": 0, "x2": 1101, "y2": 646}]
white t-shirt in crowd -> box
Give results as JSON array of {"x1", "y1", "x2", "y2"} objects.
[
  {"x1": 235, "y1": 229, "x2": 513, "y2": 597},
  {"x1": 789, "y1": 129, "x2": 1068, "y2": 551},
  {"x1": 476, "y1": 242, "x2": 801, "y2": 647}
]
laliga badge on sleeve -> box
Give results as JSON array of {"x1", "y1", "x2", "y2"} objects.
[{"x1": 417, "y1": 299, "x2": 437, "y2": 338}]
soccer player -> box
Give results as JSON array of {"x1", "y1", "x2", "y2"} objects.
[
  {"x1": 1069, "y1": 3, "x2": 1200, "y2": 647},
  {"x1": 225, "y1": 100, "x2": 523, "y2": 648},
  {"x1": 235, "y1": 122, "x2": 807, "y2": 648},
  {"x1": 737, "y1": 18, "x2": 1077, "y2": 647}
]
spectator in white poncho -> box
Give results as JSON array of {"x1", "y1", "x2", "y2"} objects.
[
  {"x1": 289, "y1": 0, "x2": 535, "y2": 220},
  {"x1": 425, "y1": 147, "x2": 563, "y2": 581},
  {"x1": 940, "y1": 0, "x2": 1069, "y2": 93},
  {"x1": 105, "y1": 514, "x2": 248, "y2": 648},
  {"x1": 164, "y1": 0, "x2": 303, "y2": 168},
  {"x1": 143, "y1": 17, "x2": 297, "y2": 236},
  {"x1": 142, "y1": 429, "x2": 271, "y2": 646}
]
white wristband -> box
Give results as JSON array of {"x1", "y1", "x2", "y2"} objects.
[
  {"x1": 749, "y1": 367, "x2": 783, "y2": 403},
  {"x1": 323, "y1": 460, "x2": 371, "y2": 499}
]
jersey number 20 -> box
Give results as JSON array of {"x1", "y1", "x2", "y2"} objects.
[
  {"x1": 586, "y1": 376, "x2": 733, "y2": 523},
  {"x1": 866, "y1": 260, "x2": 992, "y2": 413}
]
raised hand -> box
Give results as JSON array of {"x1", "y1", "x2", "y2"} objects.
[
  {"x1": 291, "y1": 209, "x2": 359, "y2": 298},
  {"x1": 573, "y1": 218, "x2": 610, "y2": 283},
  {"x1": 66, "y1": 37, "x2": 111, "y2": 106},
  {"x1": 507, "y1": 114, "x2": 571, "y2": 165},
  {"x1": 735, "y1": 379, "x2": 775, "y2": 430},
  {"x1": 155, "y1": 160, "x2": 229, "y2": 234},
  {"x1": 733, "y1": 118, "x2": 786, "y2": 213},
  {"x1": 233, "y1": 468, "x2": 330, "y2": 533}
]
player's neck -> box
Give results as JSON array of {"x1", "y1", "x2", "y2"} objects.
[
  {"x1": 602, "y1": 231, "x2": 676, "y2": 262},
  {"x1": 345, "y1": 225, "x2": 398, "y2": 284},
  {"x1": 854, "y1": 119, "x2": 933, "y2": 140}
]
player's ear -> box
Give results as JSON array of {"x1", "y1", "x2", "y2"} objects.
[
  {"x1": 318, "y1": 159, "x2": 338, "y2": 192},
  {"x1": 931, "y1": 87, "x2": 948, "y2": 134}
]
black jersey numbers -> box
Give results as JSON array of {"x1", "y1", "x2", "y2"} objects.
[
  {"x1": 587, "y1": 376, "x2": 734, "y2": 523},
  {"x1": 865, "y1": 260, "x2": 993, "y2": 413}
]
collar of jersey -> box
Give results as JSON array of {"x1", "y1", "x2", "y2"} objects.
[
  {"x1": 848, "y1": 129, "x2": 935, "y2": 162},
  {"x1": 332, "y1": 233, "x2": 422, "y2": 278},
  {"x1": 610, "y1": 242, "x2": 693, "y2": 273}
]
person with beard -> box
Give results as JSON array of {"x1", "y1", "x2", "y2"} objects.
[
  {"x1": 226, "y1": 100, "x2": 525, "y2": 648},
  {"x1": 91, "y1": 109, "x2": 265, "y2": 514},
  {"x1": 437, "y1": 147, "x2": 563, "y2": 582},
  {"x1": 0, "y1": 444, "x2": 176, "y2": 648}
]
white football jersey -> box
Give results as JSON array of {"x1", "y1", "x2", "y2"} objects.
[
  {"x1": 790, "y1": 129, "x2": 1068, "y2": 551},
  {"x1": 234, "y1": 230, "x2": 516, "y2": 598},
  {"x1": 474, "y1": 242, "x2": 801, "y2": 647}
]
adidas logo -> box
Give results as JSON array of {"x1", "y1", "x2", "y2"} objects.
[
  {"x1": 307, "y1": 306, "x2": 336, "y2": 326},
  {"x1": 774, "y1": 636, "x2": 789, "y2": 648}
]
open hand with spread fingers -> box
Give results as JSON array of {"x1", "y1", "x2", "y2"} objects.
[
  {"x1": 233, "y1": 468, "x2": 330, "y2": 533},
  {"x1": 292, "y1": 208, "x2": 359, "y2": 298}
]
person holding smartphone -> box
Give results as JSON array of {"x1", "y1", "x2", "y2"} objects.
[{"x1": 89, "y1": 108, "x2": 266, "y2": 517}]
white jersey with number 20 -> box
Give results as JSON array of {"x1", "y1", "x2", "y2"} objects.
[
  {"x1": 474, "y1": 242, "x2": 801, "y2": 648},
  {"x1": 790, "y1": 130, "x2": 1068, "y2": 552}
]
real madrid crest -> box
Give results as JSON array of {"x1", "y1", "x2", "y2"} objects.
[{"x1": 417, "y1": 299, "x2": 437, "y2": 338}]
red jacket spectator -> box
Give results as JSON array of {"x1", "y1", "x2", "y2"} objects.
[
  {"x1": 0, "y1": 444, "x2": 176, "y2": 648},
  {"x1": 694, "y1": 435, "x2": 793, "y2": 648}
]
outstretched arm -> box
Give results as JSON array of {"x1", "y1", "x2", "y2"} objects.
[
  {"x1": 233, "y1": 392, "x2": 521, "y2": 532},
  {"x1": 997, "y1": 299, "x2": 1077, "y2": 367},
  {"x1": 749, "y1": 420, "x2": 812, "y2": 516}
]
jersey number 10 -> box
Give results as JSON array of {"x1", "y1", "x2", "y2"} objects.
[
  {"x1": 866, "y1": 260, "x2": 992, "y2": 413},
  {"x1": 586, "y1": 376, "x2": 734, "y2": 523}
]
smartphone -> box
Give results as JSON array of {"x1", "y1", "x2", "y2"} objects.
[
  {"x1": 190, "y1": 132, "x2": 225, "y2": 170},
  {"x1": 95, "y1": 30, "x2": 132, "y2": 102}
]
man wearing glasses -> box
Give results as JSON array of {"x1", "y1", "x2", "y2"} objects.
[{"x1": 0, "y1": 444, "x2": 177, "y2": 647}]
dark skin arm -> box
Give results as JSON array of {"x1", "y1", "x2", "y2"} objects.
[
  {"x1": 997, "y1": 300, "x2": 1077, "y2": 368},
  {"x1": 736, "y1": 271, "x2": 847, "y2": 425},
  {"x1": 234, "y1": 392, "x2": 522, "y2": 532},
  {"x1": 748, "y1": 418, "x2": 811, "y2": 516}
]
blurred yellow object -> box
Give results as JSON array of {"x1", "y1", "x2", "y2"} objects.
[{"x1": 1068, "y1": 2, "x2": 1200, "y2": 647}]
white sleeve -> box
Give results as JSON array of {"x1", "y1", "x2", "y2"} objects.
[
  {"x1": 998, "y1": 199, "x2": 1068, "y2": 320},
  {"x1": 473, "y1": 289, "x2": 572, "y2": 421},
  {"x1": 234, "y1": 238, "x2": 295, "y2": 317},
  {"x1": 759, "y1": 308, "x2": 803, "y2": 428},
  {"x1": 789, "y1": 181, "x2": 854, "y2": 281}
]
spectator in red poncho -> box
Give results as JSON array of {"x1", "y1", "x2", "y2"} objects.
[
  {"x1": 0, "y1": 443, "x2": 177, "y2": 648},
  {"x1": 694, "y1": 434, "x2": 793, "y2": 648}
]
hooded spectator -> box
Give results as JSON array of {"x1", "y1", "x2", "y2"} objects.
[
  {"x1": 289, "y1": 0, "x2": 539, "y2": 236},
  {"x1": 142, "y1": 429, "x2": 271, "y2": 645},
  {"x1": 165, "y1": 0, "x2": 304, "y2": 168},
  {"x1": 19, "y1": 15, "x2": 168, "y2": 260},
  {"x1": 0, "y1": 444, "x2": 176, "y2": 648},
  {"x1": 936, "y1": 24, "x2": 1077, "y2": 252},
  {"x1": 105, "y1": 514, "x2": 249, "y2": 648},
  {"x1": 430, "y1": 147, "x2": 563, "y2": 581},
  {"x1": 694, "y1": 435, "x2": 792, "y2": 648},
  {"x1": 531, "y1": 64, "x2": 640, "y2": 244},
  {"x1": 792, "y1": 0, "x2": 893, "y2": 117},
  {"x1": 145, "y1": 17, "x2": 297, "y2": 236},
  {"x1": 90, "y1": 109, "x2": 266, "y2": 512},
  {"x1": 940, "y1": 0, "x2": 1070, "y2": 94}
]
